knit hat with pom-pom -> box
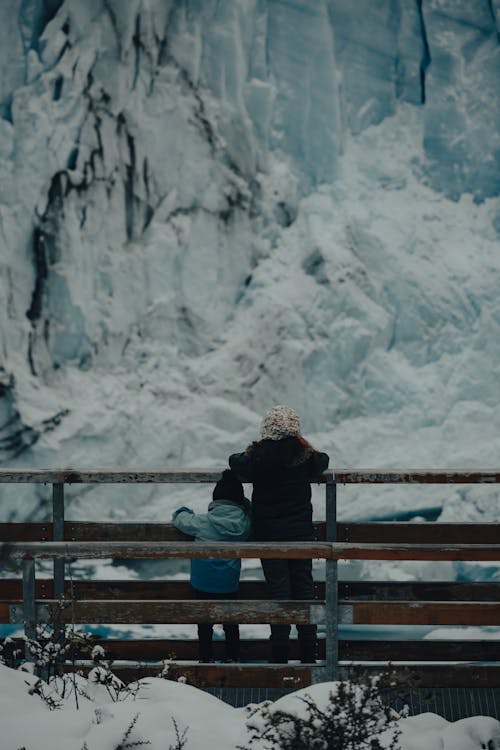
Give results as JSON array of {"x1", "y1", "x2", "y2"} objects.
[{"x1": 260, "y1": 405, "x2": 301, "y2": 441}]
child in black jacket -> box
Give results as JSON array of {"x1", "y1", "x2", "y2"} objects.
[{"x1": 229, "y1": 405, "x2": 329, "y2": 664}]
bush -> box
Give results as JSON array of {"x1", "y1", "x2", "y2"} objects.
[{"x1": 241, "y1": 671, "x2": 403, "y2": 750}]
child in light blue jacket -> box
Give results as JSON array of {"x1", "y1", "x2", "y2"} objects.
[{"x1": 172, "y1": 469, "x2": 251, "y2": 662}]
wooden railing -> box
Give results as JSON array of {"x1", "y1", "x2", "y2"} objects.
[{"x1": 0, "y1": 469, "x2": 499, "y2": 689}]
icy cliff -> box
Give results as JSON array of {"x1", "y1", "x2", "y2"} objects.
[{"x1": 1, "y1": 0, "x2": 500, "y2": 523}]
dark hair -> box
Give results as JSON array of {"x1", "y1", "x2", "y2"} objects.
[
  {"x1": 246, "y1": 435, "x2": 325, "y2": 477},
  {"x1": 247, "y1": 436, "x2": 302, "y2": 466}
]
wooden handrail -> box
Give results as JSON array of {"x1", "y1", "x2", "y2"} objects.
[{"x1": 1, "y1": 468, "x2": 500, "y2": 483}]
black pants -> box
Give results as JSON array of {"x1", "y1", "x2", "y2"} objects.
[
  {"x1": 195, "y1": 589, "x2": 240, "y2": 661},
  {"x1": 260, "y1": 558, "x2": 317, "y2": 662}
]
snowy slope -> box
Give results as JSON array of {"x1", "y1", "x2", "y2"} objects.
[
  {"x1": 1, "y1": 664, "x2": 500, "y2": 750},
  {"x1": 0, "y1": 0, "x2": 499, "y2": 528}
]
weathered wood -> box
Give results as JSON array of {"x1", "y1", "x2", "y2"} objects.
[
  {"x1": 335, "y1": 544, "x2": 500, "y2": 561},
  {"x1": 41, "y1": 599, "x2": 324, "y2": 625},
  {"x1": 5, "y1": 540, "x2": 500, "y2": 561},
  {"x1": 2, "y1": 580, "x2": 500, "y2": 614},
  {"x1": 3, "y1": 540, "x2": 332, "y2": 560},
  {"x1": 0, "y1": 468, "x2": 325, "y2": 485},
  {"x1": 337, "y1": 523, "x2": 500, "y2": 544},
  {"x1": 340, "y1": 580, "x2": 500, "y2": 602},
  {"x1": 1, "y1": 468, "x2": 500, "y2": 484},
  {"x1": 340, "y1": 664, "x2": 500, "y2": 689},
  {"x1": 335, "y1": 470, "x2": 500, "y2": 484},
  {"x1": 351, "y1": 601, "x2": 500, "y2": 626},
  {"x1": 3, "y1": 579, "x2": 499, "y2": 603},
  {"x1": 343, "y1": 639, "x2": 500, "y2": 661},
  {"x1": 0, "y1": 602, "x2": 10, "y2": 622},
  {"x1": 3, "y1": 635, "x2": 499, "y2": 665},
  {"x1": 0, "y1": 579, "x2": 262, "y2": 601},
  {"x1": 9, "y1": 637, "x2": 495, "y2": 663},
  {"x1": 8, "y1": 598, "x2": 498, "y2": 626},
  {"x1": 3, "y1": 521, "x2": 500, "y2": 545},
  {"x1": 89, "y1": 663, "x2": 314, "y2": 689},
  {"x1": 64, "y1": 522, "x2": 192, "y2": 542},
  {"x1": 0, "y1": 523, "x2": 53, "y2": 541},
  {"x1": 72, "y1": 663, "x2": 500, "y2": 689},
  {"x1": 3, "y1": 596, "x2": 499, "y2": 627},
  {"x1": 0, "y1": 469, "x2": 232, "y2": 484}
]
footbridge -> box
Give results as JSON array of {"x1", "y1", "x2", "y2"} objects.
[{"x1": 0, "y1": 468, "x2": 499, "y2": 718}]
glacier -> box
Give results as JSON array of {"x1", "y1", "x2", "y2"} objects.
[{"x1": 0, "y1": 0, "x2": 499, "y2": 537}]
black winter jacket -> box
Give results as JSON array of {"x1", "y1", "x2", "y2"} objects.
[{"x1": 229, "y1": 438, "x2": 329, "y2": 541}]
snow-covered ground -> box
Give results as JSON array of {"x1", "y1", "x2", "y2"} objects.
[{"x1": 1, "y1": 663, "x2": 500, "y2": 750}]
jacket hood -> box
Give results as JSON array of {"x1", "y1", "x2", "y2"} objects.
[{"x1": 207, "y1": 501, "x2": 251, "y2": 538}]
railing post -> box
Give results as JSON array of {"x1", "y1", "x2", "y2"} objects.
[
  {"x1": 325, "y1": 474, "x2": 338, "y2": 681},
  {"x1": 52, "y1": 483, "x2": 65, "y2": 597},
  {"x1": 23, "y1": 557, "x2": 36, "y2": 659}
]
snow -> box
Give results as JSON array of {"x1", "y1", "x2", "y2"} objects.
[{"x1": 1, "y1": 664, "x2": 499, "y2": 750}]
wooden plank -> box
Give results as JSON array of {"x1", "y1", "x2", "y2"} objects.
[
  {"x1": 5, "y1": 636, "x2": 498, "y2": 684},
  {"x1": 341, "y1": 580, "x2": 500, "y2": 602},
  {"x1": 351, "y1": 601, "x2": 500, "y2": 626},
  {"x1": 366, "y1": 665, "x2": 500, "y2": 689},
  {"x1": 3, "y1": 597, "x2": 499, "y2": 627},
  {"x1": 2, "y1": 579, "x2": 500, "y2": 603},
  {"x1": 5, "y1": 540, "x2": 500, "y2": 561},
  {"x1": 0, "y1": 523, "x2": 53, "y2": 541},
  {"x1": 74, "y1": 663, "x2": 500, "y2": 689},
  {"x1": 334, "y1": 544, "x2": 500, "y2": 561},
  {"x1": 4, "y1": 541, "x2": 331, "y2": 559},
  {"x1": 65, "y1": 522, "x2": 191, "y2": 542},
  {"x1": 1, "y1": 468, "x2": 499, "y2": 485},
  {"x1": 2, "y1": 521, "x2": 500, "y2": 545},
  {"x1": 1, "y1": 521, "x2": 499, "y2": 550},
  {"x1": 335, "y1": 470, "x2": 500, "y2": 484},
  {"x1": 338, "y1": 523, "x2": 500, "y2": 544},
  {"x1": 8, "y1": 598, "x2": 499, "y2": 626},
  {"x1": 86, "y1": 663, "x2": 314, "y2": 688},
  {"x1": 5, "y1": 637, "x2": 492, "y2": 663},
  {"x1": 0, "y1": 469, "x2": 232, "y2": 484},
  {"x1": 0, "y1": 602, "x2": 9, "y2": 623},
  {"x1": 44, "y1": 599, "x2": 324, "y2": 625},
  {"x1": 343, "y1": 640, "x2": 500, "y2": 661}
]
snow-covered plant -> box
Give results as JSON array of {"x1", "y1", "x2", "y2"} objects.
[
  {"x1": 0, "y1": 636, "x2": 23, "y2": 668},
  {"x1": 159, "y1": 661, "x2": 188, "y2": 685},
  {"x1": 87, "y1": 664, "x2": 141, "y2": 703},
  {"x1": 26, "y1": 676, "x2": 63, "y2": 710},
  {"x1": 169, "y1": 717, "x2": 189, "y2": 750},
  {"x1": 241, "y1": 670, "x2": 403, "y2": 750},
  {"x1": 113, "y1": 713, "x2": 151, "y2": 750},
  {"x1": 18, "y1": 592, "x2": 138, "y2": 709},
  {"x1": 24, "y1": 595, "x2": 98, "y2": 682}
]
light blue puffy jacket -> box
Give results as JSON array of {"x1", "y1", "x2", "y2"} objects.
[{"x1": 172, "y1": 499, "x2": 252, "y2": 593}]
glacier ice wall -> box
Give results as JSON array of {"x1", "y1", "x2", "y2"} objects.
[{"x1": 0, "y1": 0, "x2": 499, "y2": 522}]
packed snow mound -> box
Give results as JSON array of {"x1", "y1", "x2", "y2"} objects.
[{"x1": 1, "y1": 665, "x2": 500, "y2": 750}]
